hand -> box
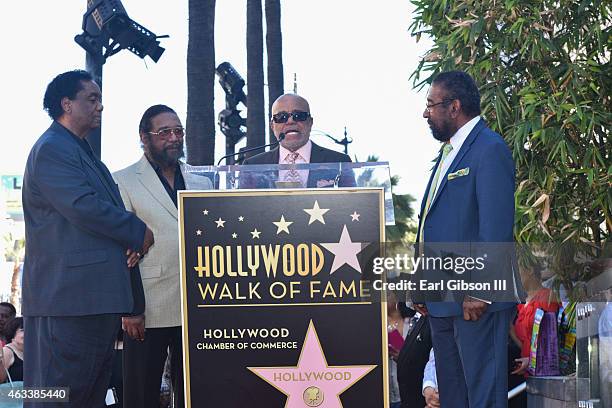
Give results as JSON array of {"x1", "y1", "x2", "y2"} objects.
[
  {"x1": 142, "y1": 227, "x2": 155, "y2": 255},
  {"x1": 126, "y1": 249, "x2": 141, "y2": 268},
  {"x1": 423, "y1": 387, "x2": 440, "y2": 407},
  {"x1": 511, "y1": 357, "x2": 529, "y2": 375},
  {"x1": 122, "y1": 315, "x2": 145, "y2": 341},
  {"x1": 388, "y1": 346, "x2": 400, "y2": 361},
  {"x1": 413, "y1": 303, "x2": 428, "y2": 316},
  {"x1": 462, "y1": 296, "x2": 487, "y2": 321}
]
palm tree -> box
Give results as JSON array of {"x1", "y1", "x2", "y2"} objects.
[
  {"x1": 265, "y1": 0, "x2": 284, "y2": 144},
  {"x1": 186, "y1": 0, "x2": 216, "y2": 165},
  {"x1": 246, "y1": 0, "x2": 266, "y2": 154}
]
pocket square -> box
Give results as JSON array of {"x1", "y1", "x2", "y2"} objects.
[
  {"x1": 316, "y1": 179, "x2": 335, "y2": 188},
  {"x1": 447, "y1": 167, "x2": 470, "y2": 180}
]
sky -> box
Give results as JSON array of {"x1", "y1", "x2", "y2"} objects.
[{"x1": 1, "y1": 0, "x2": 438, "y2": 205}]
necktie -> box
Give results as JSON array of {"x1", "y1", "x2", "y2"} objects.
[
  {"x1": 284, "y1": 152, "x2": 303, "y2": 186},
  {"x1": 418, "y1": 143, "x2": 453, "y2": 242}
]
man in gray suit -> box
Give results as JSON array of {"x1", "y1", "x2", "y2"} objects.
[
  {"x1": 114, "y1": 105, "x2": 210, "y2": 407},
  {"x1": 22, "y1": 70, "x2": 154, "y2": 407}
]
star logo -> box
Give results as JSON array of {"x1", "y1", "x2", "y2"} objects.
[
  {"x1": 215, "y1": 218, "x2": 226, "y2": 228},
  {"x1": 304, "y1": 201, "x2": 330, "y2": 225},
  {"x1": 251, "y1": 229, "x2": 261, "y2": 239},
  {"x1": 232, "y1": 233, "x2": 238, "y2": 239},
  {"x1": 273, "y1": 215, "x2": 293, "y2": 234},
  {"x1": 350, "y1": 211, "x2": 360, "y2": 222},
  {"x1": 202, "y1": 209, "x2": 209, "y2": 215},
  {"x1": 196, "y1": 229, "x2": 202, "y2": 236},
  {"x1": 248, "y1": 321, "x2": 376, "y2": 408},
  {"x1": 238, "y1": 216, "x2": 244, "y2": 222},
  {"x1": 321, "y1": 225, "x2": 365, "y2": 274}
]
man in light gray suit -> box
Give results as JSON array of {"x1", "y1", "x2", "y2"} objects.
[{"x1": 114, "y1": 105, "x2": 211, "y2": 408}]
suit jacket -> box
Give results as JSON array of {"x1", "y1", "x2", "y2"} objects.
[
  {"x1": 114, "y1": 156, "x2": 212, "y2": 328},
  {"x1": 241, "y1": 141, "x2": 355, "y2": 188},
  {"x1": 416, "y1": 119, "x2": 523, "y2": 317},
  {"x1": 396, "y1": 316, "x2": 432, "y2": 408},
  {"x1": 22, "y1": 121, "x2": 146, "y2": 317}
]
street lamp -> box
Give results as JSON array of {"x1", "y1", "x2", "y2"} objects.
[{"x1": 311, "y1": 127, "x2": 353, "y2": 155}]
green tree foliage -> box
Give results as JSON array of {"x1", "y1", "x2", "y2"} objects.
[
  {"x1": 409, "y1": 0, "x2": 611, "y2": 287},
  {"x1": 363, "y1": 155, "x2": 417, "y2": 243}
]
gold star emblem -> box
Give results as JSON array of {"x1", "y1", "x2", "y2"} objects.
[
  {"x1": 273, "y1": 215, "x2": 293, "y2": 234},
  {"x1": 303, "y1": 200, "x2": 330, "y2": 225}
]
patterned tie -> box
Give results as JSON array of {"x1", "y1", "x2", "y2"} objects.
[
  {"x1": 284, "y1": 152, "x2": 303, "y2": 186},
  {"x1": 418, "y1": 143, "x2": 453, "y2": 242}
]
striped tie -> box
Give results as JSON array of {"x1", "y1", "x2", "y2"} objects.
[{"x1": 418, "y1": 143, "x2": 453, "y2": 242}]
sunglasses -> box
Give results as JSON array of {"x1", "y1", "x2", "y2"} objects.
[
  {"x1": 272, "y1": 111, "x2": 311, "y2": 124},
  {"x1": 148, "y1": 126, "x2": 185, "y2": 139}
]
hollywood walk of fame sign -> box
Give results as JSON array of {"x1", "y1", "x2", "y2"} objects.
[{"x1": 179, "y1": 189, "x2": 387, "y2": 407}]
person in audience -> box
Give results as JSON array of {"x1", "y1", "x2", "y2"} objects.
[{"x1": 0, "y1": 317, "x2": 24, "y2": 383}]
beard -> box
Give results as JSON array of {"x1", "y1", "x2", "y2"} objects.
[
  {"x1": 428, "y1": 119, "x2": 453, "y2": 142},
  {"x1": 147, "y1": 140, "x2": 185, "y2": 168}
]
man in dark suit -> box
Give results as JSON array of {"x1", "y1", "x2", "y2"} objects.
[
  {"x1": 414, "y1": 71, "x2": 522, "y2": 407},
  {"x1": 395, "y1": 310, "x2": 432, "y2": 408},
  {"x1": 242, "y1": 93, "x2": 354, "y2": 187},
  {"x1": 22, "y1": 70, "x2": 153, "y2": 407}
]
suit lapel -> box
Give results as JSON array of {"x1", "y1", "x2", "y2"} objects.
[
  {"x1": 136, "y1": 156, "x2": 178, "y2": 220},
  {"x1": 78, "y1": 143, "x2": 122, "y2": 207},
  {"x1": 429, "y1": 119, "x2": 485, "y2": 211},
  {"x1": 417, "y1": 153, "x2": 443, "y2": 237}
]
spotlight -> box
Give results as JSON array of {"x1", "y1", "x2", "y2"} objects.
[
  {"x1": 74, "y1": 0, "x2": 168, "y2": 64},
  {"x1": 216, "y1": 62, "x2": 247, "y2": 106}
]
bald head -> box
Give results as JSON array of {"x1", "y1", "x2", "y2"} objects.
[{"x1": 270, "y1": 93, "x2": 313, "y2": 151}]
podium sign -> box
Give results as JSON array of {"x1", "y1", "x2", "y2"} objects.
[{"x1": 179, "y1": 188, "x2": 387, "y2": 407}]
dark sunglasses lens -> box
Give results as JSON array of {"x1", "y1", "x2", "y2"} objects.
[
  {"x1": 273, "y1": 113, "x2": 290, "y2": 123},
  {"x1": 292, "y1": 111, "x2": 310, "y2": 122}
]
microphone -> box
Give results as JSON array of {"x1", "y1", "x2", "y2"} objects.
[{"x1": 216, "y1": 133, "x2": 286, "y2": 166}]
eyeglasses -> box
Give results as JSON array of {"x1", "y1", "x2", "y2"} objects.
[
  {"x1": 272, "y1": 111, "x2": 311, "y2": 124},
  {"x1": 148, "y1": 126, "x2": 185, "y2": 139},
  {"x1": 425, "y1": 99, "x2": 454, "y2": 113}
]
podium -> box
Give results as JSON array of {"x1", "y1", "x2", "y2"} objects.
[{"x1": 178, "y1": 162, "x2": 392, "y2": 407}]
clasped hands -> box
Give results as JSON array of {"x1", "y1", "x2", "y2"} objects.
[{"x1": 126, "y1": 227, "x2": 154, "y2": 267}]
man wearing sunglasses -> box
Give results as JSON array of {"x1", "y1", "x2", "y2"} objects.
[
  {"x1": 242, "y1": 93, "x2": 354, "y2": 188},
  {"x1": 113, "y1": 105, "x2": 211, "y2": 408}
]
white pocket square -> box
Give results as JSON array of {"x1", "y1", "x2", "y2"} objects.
[{"x1": 447, "y1": 167, "x2": 470, "y2": 180}]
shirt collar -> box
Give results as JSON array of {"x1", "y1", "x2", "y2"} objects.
[
  {"x1": 449, "y1": 116, "x2": 481, "y2": 151},
  {"x1": 279, "y1": 140, "x2": 312, "y2": 163}
]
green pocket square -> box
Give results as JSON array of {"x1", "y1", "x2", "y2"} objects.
[{"x1": 447, "y1": 167, "x2": 470, "y2": 180}]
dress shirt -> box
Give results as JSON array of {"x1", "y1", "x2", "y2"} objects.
[
  {"x1": 422, "y1": 348, "x2": 438, "y2": 393},
  {"x1": 278, "y1": 140, "x2": 312, "y2": 185},
  {"x1": 433, "y1": 115, "x2": 481, "y2": 195}
]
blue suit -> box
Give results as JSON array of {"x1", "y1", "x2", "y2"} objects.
[
  {"x1": 22, "y1": 121, "x2": 146, "y2": 407},
  {"x1": 416, "y1": 118, "x2": 521, "y2": 407}
]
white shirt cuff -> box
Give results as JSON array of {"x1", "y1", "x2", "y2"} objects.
[
  {"x1": 469, "y1": 295, "x2": 492, "y2": 304},
  {"x1": 422, "y1": 381, "x2": 437, "y2": 394}
]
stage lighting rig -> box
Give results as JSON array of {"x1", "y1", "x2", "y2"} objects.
[{"x1": 74, "y1": 0, "x2": 168, "y2": 64}]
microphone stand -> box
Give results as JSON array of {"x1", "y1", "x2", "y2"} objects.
[{"x1": 216, "y1": 133, "x2": 286, "y2": 166}]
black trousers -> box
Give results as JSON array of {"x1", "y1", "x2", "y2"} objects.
[
  {"x1": 122, "y1": 326, "x2": 184, "y2": 408},
  {"x1": 24, "y1": 314, "x2": 121, "y2": 408}
]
